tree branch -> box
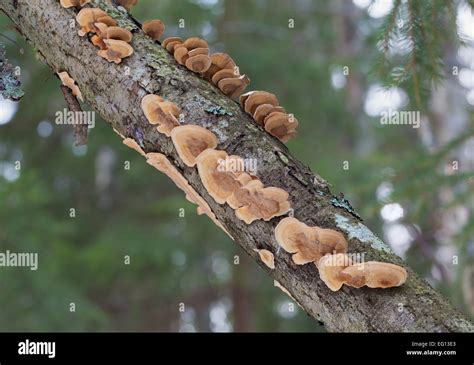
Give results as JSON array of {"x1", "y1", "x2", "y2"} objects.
[
  {"x1": 1, "y1": 0, "x2": 472, "y2": 332},
  {"x1": 60, "y1": 84, "x2": 88, "y2": 146}
]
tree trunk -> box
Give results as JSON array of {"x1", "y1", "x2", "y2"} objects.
[{"x1": 2, "y1": 0, "x2": 473, "y2": 332}]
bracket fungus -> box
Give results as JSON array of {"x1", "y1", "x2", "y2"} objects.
[
  {"x1": 123, "y1": 137, "x2": 146, "y2": 156},
  {"x1": 97, "y1": 15, "x2": 118, "y2": 27},
  {"x1": 275, "y1": 217, "x2": 348, "y2": 265},
  {"x1": 162, "y1": 37, "x2": 183, "y2": 53},
  {"x1": 76, "y1": 8, "x2": 108, "y2": 36},
  {"x1": 264, "y1": 112, "x2": 298, "y2": 142},
  {"x1": 142, "y1": 19, "x2": 165, "y2": 41},
  {"x1": 196, "y1": 149, "x2": 244, "y2": 204},
  {"x1": 185, "y1": 54, "x2": 212, "y2": 73},
  {"x1": 253, "y1": 104, "x2": 286, "y2": 126},
  {"x1": 117, "y1": 0, "x2": 138, "y2": 11},
  {"x1": 202, "y1": 52, "x2": 237, "y2": 82},
  {"x1": 167, "y1": 38, "x2": 213, "y2": 73},
  {"x1": 104, "y1": 26, "x2": 133, "y2": 42},
  {"x1": 240, "y1": 91, "x2": 279, "y2": 115},
  {"x1": 145, "y1": 152, "x2": 232, "y2": 239},
  {"x1": 57, "y1": 71, "x2": 83, "y2": 102},
  {"x1": 254, "y1": 249, "x2": 275, "y2": 269},
  {"x1": 226, "y1": 180, "x2": 291, "y2": 224},
  {"x1": 60, "y1": 0, "x2": 90, "y2": 8},
  {"x1": 141, "y1": 94, "x2": 180, "y2": 136},
  {"x1": 318, "y1": 253, "x2": 353, "y2": 291},
  {"x1": 98, "y1": 39, "x2": 134, "y2": 64},
  {"x1": 339, "y1": 261, "x2": 408, "y2": 289},
  {"x1": 218, "y1": 75, "x2": 251, "y2": 99},
  {"x1": 171, "y1": 125, "x2": 218, "y2": 167}
]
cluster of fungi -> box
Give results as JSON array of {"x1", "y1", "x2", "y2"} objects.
[{"x1": 57, "y1": 0, "x2": 407, "y2": 294}]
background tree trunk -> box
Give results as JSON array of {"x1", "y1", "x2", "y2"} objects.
[{"x1": 1, "y1": 0, "x2": 473, "y2": 332}]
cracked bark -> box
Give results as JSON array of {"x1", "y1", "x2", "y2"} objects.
[{"x1": 1, "y1": 0, "x2": 473, "y2": 332}]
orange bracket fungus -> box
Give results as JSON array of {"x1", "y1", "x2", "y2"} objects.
[
  {"x1": 275, "y1": 217, "x2": 348, "y2": 265},
  {"x1": 318, "y1": 253, "x2": 353, "y2": 291},
  {"x1": 123, "y1": 137, "x2": 146, "y2": 156},
  {"x1": 202, "y1": 52, "x2": 237, "y2": 82},
  {"x1": 167, "y1": 37, "x2": 211, "y2": 73},
  {"x1": 264, "y1": 112, "x2": 299, "y2": 142},
  {"x1": 76, "y1": 8, "x2": 108, "y2": 36},
  {"x1": 226, "y1": 180, "x2": 291, "y2": 224},
  {"x1": 145, "y1": 152, "x2": 232, "y2": 239},
  {"x1": 240, "y1": 91, "x2": 298, "y2": 142},
  {"x1": 240, "y1": 91, "x2": 279, "y2": 115},
  {"x1": 218, "y1": 75, "x2": 251, "y2": 99},
  {"x1": 60, "y1": 0, "x2": 90, "y2": 8},
  {"x1": 117, "y1": 0, "x2": 138, "y2": 11},
  {"x1": 142, "y1": 19, "x2": 165, "y2": 41},
  {"x1": 254, "y1": 249, "x2": 275, "y2": 269},
  {"x1": 339, "y1": 261, "x2": 408, "y2": 289},
  {"x1": 171, "y1": 125, "x2": 218, "y2": 167},
  {"x1": 97, "y1": 39, "x2": 134, "y2": 64},
  {"x1": 253, "y1": 104, "x2": 286, "y2": 126},
  {"x1": 196, "y1": 149, "x2": 243, "y2": 204},
  {"x1": 162, "y1": 37, "x2": 183, "y2": 53},
  {"x1": 141, "y1": 94, "x2": 180, "y2": 136},
  {"x1": 57, "y1": 71, "x2": 83, "y2": 102},
  {"x1": 104, "y1": 26, "x2": 133, "y2": 42}
]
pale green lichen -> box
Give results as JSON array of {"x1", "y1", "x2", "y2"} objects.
[
  {"x1": 334, "y1": 214, "x2": 393, "y2": 254},
  {"x1": 0, "y1": 44, "x2": 23, "y2": 101},
  {"x1": 277, "y1": 151, "x2": 289, "y2": 164}
]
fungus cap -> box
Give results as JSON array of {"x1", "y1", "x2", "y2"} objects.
[
  {"x1": 141, "y1": 94, "x2": 179, "y2": 136},
  {"x1": 58, "y1": 71, "x2": 83, "y2": 102},
  {"x1": 218, "y1": 75, "x2": 250, "y2": 99},
  {"x1": 264, "y1": 112, "x2": 298, "y2": 143},
  {"x1": 165, "y1": 40, "x2": 183, "y2": 53},
  {"x1": 341, "y1": 261, "x2": 408, "y2": 289},
  {"x1": 146, "y1": 152, "x2": 233, "y2": 239},
  {"x1": 188, "y1": 47, "x2": 209, "y2": 58},
  {"x1": 275, "y1": 217, "x2": 347, "y2": 265},
  {"x1": 227, "y1": 180, "x2": 291, "y2": 224},
  {"x1": 211, "y1": 68, "x2": 237, "y2": 85},
  {"x1": 97, "y1": 15, "x2": 118, "y2": 27},
  {"x1": 196, "y1": 149, "x2": 242, "y2": 204},
  {"x1": 242, "y1": 91, "x2": 279, "y2": 115},
  {"x1": 174, "y1": 46, "x2": 189, "y2": 65},
  {"x1": 254, "y1": 249, "x2": 275, "y2": 269},
  {"x1": 162, "y1": 37, "x2": 182, "y2": 49},
  {"x1": 60, "y1": 0, "x2": 91, "y2": 8},
  {"x1": 106, "y1": 27, "x2": 133, "y2": 42},
  {"x1": 117, "y1": 0, "x2": 138, "y2": 11},
  {"x1": 142, "y1": 19, "x2": 165, "y2": 41},
  {"x1": 98, "y1": 39, "x2": 134, "y2": 63},
  {"x1": 253, "y1": 104, "x2": 286, "y2": 125},
  {"x1": 185, "y1": 54, "x2": 212, "y2": 73},
  {"x1": 183, "y1": 37, "x2": 208, "y2": 50},
  {"x1": 123, "y1": 137, "x2": 146, "y2": 156},
  {"x1": 76, "y1": 8, "x2": 108, "y2": 35},
  {"x1": 210, "y1": 52, "x2": 236, "y2": 69},
  {"x1": 171, "y1": 125, "x2": 218, "y2": 167},
  {"x1": 318, "y1": 253, "x2": 353, "y2": 291}
]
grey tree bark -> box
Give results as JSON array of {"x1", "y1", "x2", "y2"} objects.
[{"x1": 1, "y1": 0, "x2": 473, "y2": 332}]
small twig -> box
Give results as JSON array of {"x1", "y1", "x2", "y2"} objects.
[{"x1": 60, "y1": 85, "x2": 88, "y2": 146}]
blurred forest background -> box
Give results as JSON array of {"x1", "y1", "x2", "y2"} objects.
[{"x1": 0, "y1": 0, "x2": 473, "y2": 332}]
